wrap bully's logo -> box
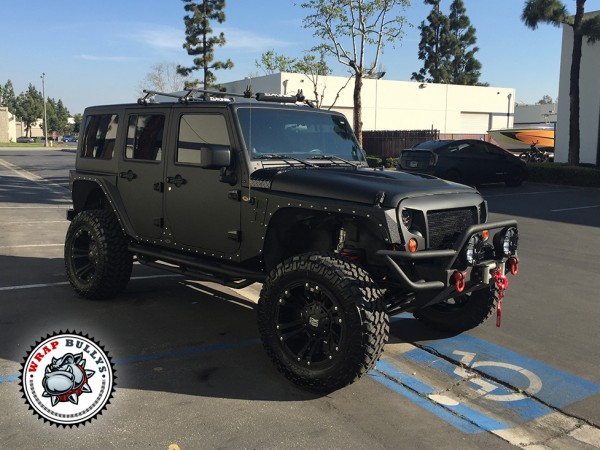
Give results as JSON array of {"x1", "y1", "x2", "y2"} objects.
[{"x1": 19, "y1": 331, "x2": 115, "y2": 427}]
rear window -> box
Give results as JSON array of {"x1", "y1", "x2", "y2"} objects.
[
  {"x1": 81, "y1": 114, "x2": 119, "y2": 159},
  {"x1": 413, "y1": 141, "x2": 448, "y2": 150}
]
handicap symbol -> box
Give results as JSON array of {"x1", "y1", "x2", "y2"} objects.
[{"x1": 453, "y1": 350, "x2": 543, "y2": 402}]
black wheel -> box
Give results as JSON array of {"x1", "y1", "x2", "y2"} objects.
[
  {"x1": 444, "y1": 169, "x2": 462, "y2": 184},
  {"x1": 505, "y1": 167, "x2": 525, "y2": 187},
  {"x1": 413, "y1": 285, "x2": 499, "y2": 333},
  {"x1": 519, "y1": 152, "x2": 531, "y2": 162},
  {"x1": 257, "y1": 253, "x2": 389, "y2": 393},
  {"x1": 64, "y1": 210, "x2": 133, "y2": 299}
]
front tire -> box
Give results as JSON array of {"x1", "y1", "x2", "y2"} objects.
[
  {"x1": 413, "y1": 285, "x2": 499, "y2": 333},
  {"x1": 257, "y1": 253, "x2": 389, "y2": 393},
  {"x1": 64, "y1": 210, "x2": 133, "y2": 299}
]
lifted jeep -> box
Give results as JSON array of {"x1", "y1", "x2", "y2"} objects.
[{"x1": 64, "y1": 88, "x2": 520, "y2": 392}]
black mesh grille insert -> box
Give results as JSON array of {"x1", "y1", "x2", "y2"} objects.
[{"x1": 427, "y1": 207, "x2": 478, "y2": 249}]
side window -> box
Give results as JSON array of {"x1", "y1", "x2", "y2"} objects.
[
  {"x1": 81, "y1": 114, "x2": 119, "y2": 159},
  {"x1": 177, "y1": 114, "x2": 230, "y2": 164},
  {"x1": 458, "y1": 143, "x2": 482, "y2": 155},
  {"x1": 125, "y1": 114, "x2": 165, "y2": 161}
]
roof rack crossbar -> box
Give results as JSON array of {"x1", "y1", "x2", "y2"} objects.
[{"x1": 137, "y1": 86, "x2": 315, "y2": 108}]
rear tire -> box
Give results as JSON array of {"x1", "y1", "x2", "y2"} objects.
[
  {"x1": 257, "y1": 253, "x2": 389, "y2": 393},
  {"x1": 64, "y1": 210, "x2": 133, "y2": 299},
  {"x1": 413, "y1": 286, "x2": 499, "y2": 333}
]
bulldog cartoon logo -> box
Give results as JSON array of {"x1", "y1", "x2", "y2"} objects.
[{"x1": 20, "y1": 331, "x2": 115, "y2": 427}]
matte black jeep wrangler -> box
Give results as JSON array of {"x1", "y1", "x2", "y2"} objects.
[{"x1": 64, "y1": 89, "x2": 520, "y2": 392}]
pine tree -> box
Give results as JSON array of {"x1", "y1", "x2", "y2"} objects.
[
  {"x1": 2, "y1": 80, "x2": 17, "y2": 114},
  {"x1": 15, "y1": 84, "x2": 43, "y2": 137},
  {"x1": 177, "y1": 0, "x2": 234, "y2": 89},
  {"x1": 411, "y1": 0, "x2": 452, "y2": 83},
  {"x1": 447, "y1": 0, "x2": 482, "y2": 85}
]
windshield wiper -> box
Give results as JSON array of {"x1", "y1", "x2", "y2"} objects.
[
  {"x1": 254, "y1": 154, "x2": 318, "y2": 168},
  {"x1": 308, "y1": 155, "x2": 361, "y2": 170}
]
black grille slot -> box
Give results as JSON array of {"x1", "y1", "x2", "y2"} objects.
[{"x1": 427, "y1": 208, "x2": 478, "y2": 249}]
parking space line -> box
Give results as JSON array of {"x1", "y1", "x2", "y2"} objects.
[
  {"x1": 483, "y1": 189, "x2": 581, "y2": 198},
  {"x1": 0, "y1": 206, "x2": 70, "y2": 209},
  {"x1": 0, "y1": 244, "x2": 64, "y2": 249},
  {"x1": 0, "y1": 220, "x2": 67, "y2": 225},
  {"x1": 551, "y1": 204, "x2": 600, "y2": 212},
  {"x1": 0, "y1": 274, "x2": 182, "y2": 292}
]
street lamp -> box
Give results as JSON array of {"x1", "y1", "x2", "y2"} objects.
[
  {"x1": 40, "y1": 73, "x2": 48, "y2": 147},
  {"x1": 507, "y1": 93, "x2": 512, "y2": 128}
]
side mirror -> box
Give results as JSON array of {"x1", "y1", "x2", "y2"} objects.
[{"x1": 199, "y1": 145, "x2": 231, "y2": 169}]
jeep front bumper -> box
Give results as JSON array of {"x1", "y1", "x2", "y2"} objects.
[{"x1": 376, "y1": 219, "x2": 518, "y2": 305}]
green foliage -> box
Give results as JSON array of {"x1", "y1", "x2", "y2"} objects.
[
  {"x1": 15, "y1": 84, "x2": 43, "y2": 136},
  {"x1": 2, "y1": 80, "x2": 17, "y2": 114},
  {"x1": 42, "y1": 98, "x2": 71, "y2": 134},
  {"x1": 528, "y1": 162, "x2": 600, "y2": 187},
  {"x1": 71, "y1": 113, "x2": 83, "y2": 134},
  {"x1": 521, "y1": 0, "x2": 569, "y2": 29},
  {"x1": 537, "y1": 94, "x2": 554, "y2": 104},
  {"x1": 177, "y1": 0, "x2": 234, "y2": 89},
  {"x1": 301, "y1": 0, "x2": 409, "y2": 144},
  {"x1": 255, "y1": 50, "x2": 297, "y2": 74},
  {"x1": 412, "y1": 0, "x2": 482, "y2": 85}
]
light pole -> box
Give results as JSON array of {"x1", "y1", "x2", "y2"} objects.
[
  {"x1": 41, "y1": 73, "x2": 48, "y2": 147},
  {"x1": 507, "y1": 93, "x2": 512, "y2": 128}
]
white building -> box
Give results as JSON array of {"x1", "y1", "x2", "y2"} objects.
[
  {"x1": 221, "y1": 73, "x2": 515, "y2": 136},
  {"x1": 555, "y1": 10, "x2": 600, "y2": 165},
  {"x1": 514, "y1": 103, "x2": 557, "y2": 127}
]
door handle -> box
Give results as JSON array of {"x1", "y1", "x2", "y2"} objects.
[
  {"x1": 119, "y1": 170, "x2": 137, "y2": 181},
  {"x1": 166, "y1": 174, "x2": 186, "y2": 188}
]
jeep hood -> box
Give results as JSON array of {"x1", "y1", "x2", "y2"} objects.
[{"x1": 251, "y1": 167, "x2": 479, "y2": 208}]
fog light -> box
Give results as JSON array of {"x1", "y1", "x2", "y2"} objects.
[
  {"x1": 465, "y1": 235, "x2": 479, "y2": 264},
  {"x1": 494, "y1": 227, "x2": 519, "y2": 256}
]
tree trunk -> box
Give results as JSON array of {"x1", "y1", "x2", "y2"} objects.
[
  {"x1": 568, "y1": 0, "x2": 585, "y2": 165},
  {"x1": 354, "y1": 74, "x2": 363, "y2": 147}
]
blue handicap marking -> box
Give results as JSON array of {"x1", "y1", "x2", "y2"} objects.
[
  {"x1": 371, "y1": 315, "x2": 600, "y2": 432},
  {"x1": 410, "y1": 333, "x2": 600, "y2": 410}
]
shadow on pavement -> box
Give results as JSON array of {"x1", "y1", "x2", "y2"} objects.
[{"x1": 0, "y1": 254, "x2": 318, "y2": 403}]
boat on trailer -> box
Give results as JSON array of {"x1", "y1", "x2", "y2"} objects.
[{"x1": 487, "y1": 126, "x2": 554, "y2": 151}]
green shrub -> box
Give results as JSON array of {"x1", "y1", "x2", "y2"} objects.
[
  {"x1": 367, "y1": 156, "x2": 383, "y2": 167},
  {"x1": 528, "y1": 162, "x2": 600, "y2": 187}
]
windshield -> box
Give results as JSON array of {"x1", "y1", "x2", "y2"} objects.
[{"x1": 237, "y1": 107, "x2": 366, "y2": 162}]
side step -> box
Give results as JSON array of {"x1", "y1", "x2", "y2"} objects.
[{"x1": 128, "y1": 243, "x2": 266, "y2": 289}]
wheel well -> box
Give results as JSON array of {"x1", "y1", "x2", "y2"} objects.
[
  {"x1": 262, "y1": 208, "x2": 386, "y2": 272},
  {"x1": 72, "y1": 180, "x2": 110, "y2": 211}
]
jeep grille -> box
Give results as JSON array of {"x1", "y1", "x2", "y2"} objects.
[{"x1": 427, "y1": 208, "x2": 478, "y2": 249}]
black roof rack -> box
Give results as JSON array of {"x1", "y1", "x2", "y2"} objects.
[{"x1": 137, "y1": 87, "x2": 314, "y2": 107}]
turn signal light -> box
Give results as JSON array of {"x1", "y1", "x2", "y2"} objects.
[
  {"x1": 482, "y1": 230, "x2": 489, "y2": 241},
  {"x1": 408, "y1": 239, "x2": 418, "y2": 253}
]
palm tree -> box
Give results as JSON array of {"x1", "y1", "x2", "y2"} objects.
[{"x1": 522, "y1": 0, "x2": 600, "y2": 165}]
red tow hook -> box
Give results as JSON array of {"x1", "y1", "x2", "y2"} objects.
[
  {"x1": 508, "y1": 257, "x2": 519, "y2": 275},
  {"x1": 452, "y1": 271, "x2": 466, "y2": 293},
  {"x1": 494, "y1": 269, "x2": 509, "y2": 327}
]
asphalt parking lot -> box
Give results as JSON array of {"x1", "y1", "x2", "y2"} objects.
[{"x1": 1, "y1": 148, "x2": 599, "y2": 449}]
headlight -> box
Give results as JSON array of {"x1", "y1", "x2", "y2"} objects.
[
  {"x1": 401, "y1": 209, "x2": 413, "y2": 229},
  {"x1": 494, "y1": 227, "x2": 519, "y2": 256}
]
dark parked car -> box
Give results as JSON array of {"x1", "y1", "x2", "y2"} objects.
[
  {"x1": 398, "y1": 139, "x2": 528, "y2": 187},
  {"x1": 63, "y1": 135, "x2": 78, "y2": 142},
  {"x1": 16, "y1": 136, "x2": 35, "y2": 143}
]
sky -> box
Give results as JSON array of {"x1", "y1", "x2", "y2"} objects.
[{"x1": 0, "y1": 0, "x2": 576, "y2": 115}]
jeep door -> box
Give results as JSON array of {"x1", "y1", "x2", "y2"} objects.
[
  {"x1": 164, "y1": 111, "x2": 241, "y2": 254},
  {"x1": 117, "y1": 110, "x2": 168, "y2": 239}
]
